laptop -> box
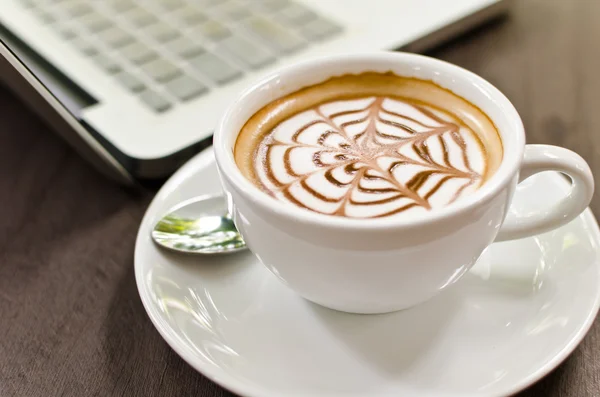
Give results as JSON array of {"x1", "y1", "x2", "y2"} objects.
[{"x1": 0, "y1": 0, "x2": 508, "y2": 185}]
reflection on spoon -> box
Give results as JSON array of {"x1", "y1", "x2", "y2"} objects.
[{"x1": 151, "y1": 195, "x2": 246, "y2": 255}]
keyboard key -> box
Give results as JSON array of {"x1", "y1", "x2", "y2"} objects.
[
  {"x1": 118, "y1": 41, "x2": 157, "y2": 64},
  {"x1": 91, "y1": 54, "x2": 121, "y2": 74},
  {"x1": 165, "y1": 37, "x2": 205, "y2": 58},
  {"x1": 19, "y1": 0, "x2": 35, "y2": 8},
  {"x1": 189, "y1": 52, "x2": 242, "y2": 84},
  {"x1": 71, "y1": 37, "x2": 97, "y2": 55},
  {"x1": 242, "y1": 16, "x2": 305, "y2": 54},
  {"x1": 218, "y1": 35, "x2": 274, "y2": 69},
  {"x1": 54, "y1": 25, "x2": 77, "y2": 39},
  {"x1": 216, "y1": 2, "x2": 252, "y2": 20},
  {"x1": 139, "y1": 90, "x2": 172, "y2": 112},
  {"x1": 125, "y1": 7, "x2": 158, "y2": 27},
  {"x1": 78, "y1": 12, "x2": 111, "y2": 32},
  {"x1": 34, "y1": 9, "x2": 56, "y2": 24},
  {"x1": 140, "y1": 58, "x2": 181, "y2": 82},
  {"x1": 298, "y1": 17, "x2": 342, "y2": 40},
  {"x1": 170, "y1": 6, "x2": 207, "y2": 26},
  {"x1": 164, "y1": 74, "x2": 207, "y2": 101},
  {"x1": 106, "y1": 0, "x2": 135, "y2": 12},
  {"x1": 195, "y1": 0, "x2": 220, "y2": 5},
  {"x1": 96, "y1": 26, "x2": 134, "y2": 48},
  {"x1": 253, "y1": 0, "x2": 289, "y2": 12},
  {"x1": 115, "y1": 71, "x2": 146, "y2": 92},
  {"x1": 277, "y1": 3, "x2": 317, "y2": 25},
  {"x1": 192, "y1": 20, "x2": 230, "y2": 41},
  {"x1": 58, "y1": 1, "x2": 93, "y2": 17},
  {"x1": 155, "y1": 0, "x2": 186, "y2": 9},
  {"x1": 145, "y1": 23, "x2": 180, "y2": 43}
]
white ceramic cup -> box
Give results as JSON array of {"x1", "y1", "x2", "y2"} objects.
[{"x1": 214, "y1": 52, "x2": 594, "y2": 314}]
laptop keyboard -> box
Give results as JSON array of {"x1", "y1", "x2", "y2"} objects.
[{"x1": 18, "y1": 0, "x2": 342, "y2": 113}]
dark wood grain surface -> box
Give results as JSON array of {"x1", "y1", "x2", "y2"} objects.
[{"x1": 1, "y1": 0, "x2": 599, "y2": 396}]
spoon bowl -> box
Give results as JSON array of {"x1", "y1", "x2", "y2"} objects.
[{"x1": 151, "y1": 195, "x2": 246, "y2": 254}]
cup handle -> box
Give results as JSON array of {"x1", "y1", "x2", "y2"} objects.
[{"x1": 496, "y1": 144, "x2": 594, "y2": 242}]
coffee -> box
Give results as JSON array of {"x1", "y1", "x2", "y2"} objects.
[{"x1": 234, "y1": 72, "x2": 502, "y2": 219}]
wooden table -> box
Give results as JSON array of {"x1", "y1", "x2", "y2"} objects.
[{"x1": 1, "y1": 0, "x2": 599, "y2": 395}]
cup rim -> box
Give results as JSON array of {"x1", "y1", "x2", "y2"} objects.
[{"x1": 214, "y1": 52, "x2": 524, "y2": 231}]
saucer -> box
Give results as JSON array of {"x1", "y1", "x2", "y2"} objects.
[{"x1": 135, "y1": 148, "x2": 600, "y2": 397}]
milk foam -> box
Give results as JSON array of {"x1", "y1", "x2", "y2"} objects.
[
  {"x1": 253, "y1": 96, "x2": 487, "y2": 219},
  {"x1": 234, "y1": 72, "x2": 502, "y2": 220}
]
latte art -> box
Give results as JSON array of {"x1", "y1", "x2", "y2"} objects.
[
  {"x1": 235, "y1": 73, "x2": 502, "y2": 220},
  {"x1": 255, "y1": 97, "x2": 485, "y2": 218}
]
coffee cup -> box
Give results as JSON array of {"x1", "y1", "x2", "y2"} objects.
[{"x1": 214, "y1": 52, "x2": 594, "y2": 314}]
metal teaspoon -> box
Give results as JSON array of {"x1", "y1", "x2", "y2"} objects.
[{"x1": 151, "y1": 194, "x2": 246, "y2": 254}]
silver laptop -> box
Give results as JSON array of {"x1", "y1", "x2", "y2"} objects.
[{"x1": 0, "y1": 0, "x2": 508, "y2": 185}]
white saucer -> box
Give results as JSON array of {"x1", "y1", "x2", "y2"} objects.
[{"x1": 135, "y1": 148, "x2": 600, "y2": 397}]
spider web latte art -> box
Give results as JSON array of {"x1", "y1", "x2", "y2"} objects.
[{"x1": 252, "y1": 96, "x2": 488, "y2": 219}]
